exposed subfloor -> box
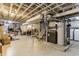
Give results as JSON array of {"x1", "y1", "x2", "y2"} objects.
[{"x1": 2, "y1": 35, "x2": 79, "y2": 56}]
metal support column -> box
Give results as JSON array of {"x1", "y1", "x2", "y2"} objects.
[
  {"x1": 44, "y1": 13, "x2": 48, "y2": 42},
  {"x1": 63, "y1": 17, "x2": 67, "y2": 46},
  {"x1": 73, "y1": 29, "x2": 75, "y2": 40}
]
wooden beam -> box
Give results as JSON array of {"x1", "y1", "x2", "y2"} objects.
[
  {"x1": 20, "y1": 4, "x2": 43, "y2": 20},
  {"x1": 19, "y1": 3, "x2": 54, "y2": 22},
  {"x1": 9, "y1": 3, "x2": 13, "y2": 20},
  {"x1": 21, "y1": 4, "x2": 65, "y2": 22},
  {"x1": 13, "y1": 3, "x2": 23, "y2": 21},
  {"x1": 43, "y1": 4, "x2": 58, "y2": 14},
  {"x1": 1, "y1": 3, "x2": 4, "y2": 19},
  {"x1": 15, "y1": 3, "x2": 34, "y2": 21},
  {"x1": 20, "y1": 3, "x2": 54, "y2": 22}
]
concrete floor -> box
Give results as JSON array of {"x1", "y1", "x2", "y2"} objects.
[{"x1": 2, "y1": 35, "x2": 79, "y2": 56}]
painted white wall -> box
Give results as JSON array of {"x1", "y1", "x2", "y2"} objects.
[{"x1": 57, "y1": 22, "x2": 64, "y2": 45}]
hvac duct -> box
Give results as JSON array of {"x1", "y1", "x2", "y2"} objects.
[
  {"x1": 53, "y1": 8, "x2": 79, "y2": 17},
  {"x1": 25, "y1": 14, "x2": 42, "y2": 24}
]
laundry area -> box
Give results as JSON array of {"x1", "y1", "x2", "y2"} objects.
[{"x1": 0, "y1": 3, "x2": 79, "y2": 56}]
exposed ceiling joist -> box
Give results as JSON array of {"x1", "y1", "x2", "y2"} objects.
[
  {"x1": 1, "y1": 3, "x2": 4, "y2": 19},
  {"x1": 53, "y1": 7, "x2": 79, "y2": 17},
  {"x1": 9, "y1": 3, "x2": 13, "y2": 20},
  {"x1": 20, "y1": 4, "x2": 54, "y2": 22},
  {"x1": 13, "y1": 3, "x2": 23, "y2": 21},
  {"x1": 21, "y1": 4, "x2": 65, "y2": 22},
  {"x1": 21, "y1": 4, "x2": 65, "y2": 23},
  {"x1": 63, "y1": 4, "x2": 75, "y2": 11},
  {"x1": 15, "y1": 3, "x2": 28, "y2": 10},
  {"x1": 15, "y1": 3, "x2": 34, "y2": 21},
  {"x1": 47, "y1": 4, "x2": 65, "y2": 13},
  {"x1": 0, "y1": 3, "x2": 78, "y2": 23},
  {"x1": 35, "y1": 3, "x2": 46, "y2": 9},
  {"x1": 10, "y1": 4, "x2": 13, "y2": 15},
  {"x1": 23, "y1": 4, "x2": 28, "y2": 7},
  {"x1": 43, "y1": 4, "x2": 58, "y2": 14},
  {"x1": 20, "y1": 4, "x2": 44, "y2": 20}
]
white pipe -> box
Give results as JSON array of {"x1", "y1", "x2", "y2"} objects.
[{"x1": 25, "y1": 14, "x2": 41, "y2": 23}]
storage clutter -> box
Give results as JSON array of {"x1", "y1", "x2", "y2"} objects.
[
  {"x1": 0, "y1": 24, "x2": 11, "y2": 45},
  {"x1": 0, "y1": 43, "x2": 2, "y2": 56}
]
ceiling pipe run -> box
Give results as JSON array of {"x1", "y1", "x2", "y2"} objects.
[
  {"x1": 53, "y1": 8, "x2": 79, "y2": 17},
  {"x1": 25, "y1": 14, "x2": 41, "y2": 23}
]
